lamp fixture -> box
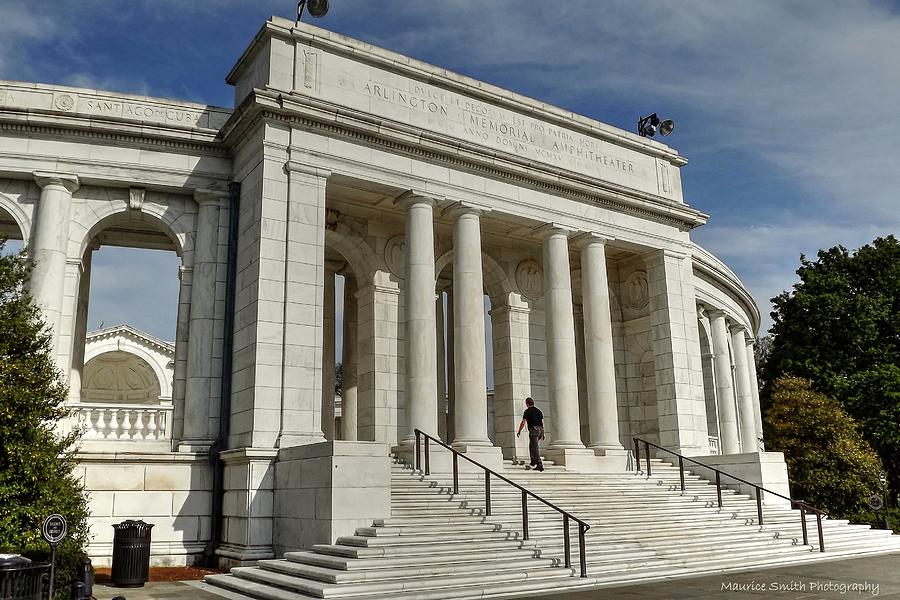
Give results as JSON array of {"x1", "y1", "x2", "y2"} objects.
[
  {"x1": 297, "y1": 0, "x2": 329, "y2": 21},
  {"x1": 637, "y1": 113, "x2": 675, "y2": 138}
]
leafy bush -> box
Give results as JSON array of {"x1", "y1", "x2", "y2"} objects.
[
  {"x1": 0, "y1": 241, "x2": 90, "y2": 597},
  {"x1": 764, "y1": 376, "x2": 883, "y2": 516}
]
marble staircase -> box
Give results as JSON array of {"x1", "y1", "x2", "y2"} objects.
[{"x1": 205, "y1": 456, "x2": 900, "y2": 599}]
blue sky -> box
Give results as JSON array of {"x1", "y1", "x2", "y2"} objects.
[{"x1": 2, "y1": 0, "x2": 899, "y2": 341}]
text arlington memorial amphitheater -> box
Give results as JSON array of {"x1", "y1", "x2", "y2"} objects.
[{"x1": 3, "y1": 17, "x2": 897, "y2": 598}]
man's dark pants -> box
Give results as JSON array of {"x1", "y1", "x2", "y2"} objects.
[{"x1": 528, "y1": 427, "x2": 543, "y2": 468}]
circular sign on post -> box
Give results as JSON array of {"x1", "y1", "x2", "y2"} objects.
[
  {"x1": 868, "y1": 495, "x2": 884, "y2": 511},
  {"x1": 42, "y1": 514, "x2": 68, "y2": 546}
]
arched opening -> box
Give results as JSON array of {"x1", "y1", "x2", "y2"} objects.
[
  {"x1": 70, "y1": 208, "x2": 184, "y2": 445},
  {"x1": 0, "y1": 205, "x2": 24, "y2": 255}
]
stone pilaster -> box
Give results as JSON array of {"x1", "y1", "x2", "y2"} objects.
[
  {"x1": 356, "y1": 279, "x2": 400, "y2": 444},
  {"x1": 645, "y1": 249, "x2": 709, "y2": 455},
  {"x1": 274, "y1": 162, "x2": 330, "y2": 448},
  {"x1": 216, "y1": 448, "x2": 278, "y2": 568},
  {"x1": 30, "y1": 171, "x2": 79, "y2": 359},
  {"x1": 341, "y1": 275, "x2": 359, "y2": 441},
  {"x1": 181, "y1": 189, "x2": 227, "y2": 451},
  {"x1": 731, "y1": 324, "x2": 756, "y2": 452},
  {"x1": 68, "y1": 248, "x2": 93, "y2": 403},
  {"x1": 491, "y1": 303, "x2": 534, "y2": 461},
  {"x1": 576, "y1": 234, "x2": 626, "y2": 466},
  {"x1": 709, "y1": 309, "x2": 740, "y2": 454},
  {"x1": 321, "y1": 264, "x2": 337, "y2": 441},
  {"x1": 445, "y1": 290, "x2": 456, "y2": 444},
  {"x1": 395, "y1": 192, "x2": 438, "y2": 450}
]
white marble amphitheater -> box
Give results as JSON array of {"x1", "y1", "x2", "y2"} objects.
[{"x1": 3, "y1": 17, "x2": 897, "y2": 599}]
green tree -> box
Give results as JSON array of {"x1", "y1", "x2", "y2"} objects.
[
  {"x1": 762, "y1": 235, "x2": 900, "y2": 498},
  {"x1": 0, "y1": 240, "x2": 89, "y2": 596},
  {"x1": 764, "y1": 376, "x2": 883, "y2": 516}
]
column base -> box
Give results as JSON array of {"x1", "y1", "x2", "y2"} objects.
[
  {"x1": 277, "y1": 432, "x2": 326, "y2": 448},
  {"x1": 178, "y1": 439, "x2": 215, "y2": 453},
  {"x1": 451, "y1": 443, "x2": 505, "y2": 472},
  {"x1": 690, "y1": 451, "x2": 791, "y2": 507},
  {"x1": 545, "y1": 447, "x2": 617, "y2": 472},
  {"x1": 215, "y1": 543, "x2": 275, "y2": 570},
  {"x1": 587, "y1": 446, "x2": 629, "y2": 472}
]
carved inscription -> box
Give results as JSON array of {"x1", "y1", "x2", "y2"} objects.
[
  {"x1": 340, "y1": 71, "x2": 647, "y2": 185},
  {"x1": 84, "y1": 99, "x2": 201, "y2": 126}
]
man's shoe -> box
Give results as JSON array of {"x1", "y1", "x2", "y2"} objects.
[{"x1": 536, "y1": 465, "x2": 544, "y2": 472}]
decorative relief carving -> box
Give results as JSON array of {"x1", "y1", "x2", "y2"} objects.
[
  {"x1": 128, "y1": 187, "x2": 145, "y2": 212},
  {"x1": 624, "y1": 271, "x2": 650, "y2": 310},
  {"x1": 384, "y1": 234, "x2": 405, "y2": 279},
  {"x1": 325, "y1": 208, "x2": 340, "y2": 231},
  {"x1": 303, "y1": 50, "x2": 318, "y2": 90},
  {"x1": 656, "y1": 158, "x2": 673, "y2": 198},
  {"x1": 515, "y1": 259, "x2": 544, "y2": 300},
  {"x1": 53, "y1": 93, "x2": 75, "y2": 111}
]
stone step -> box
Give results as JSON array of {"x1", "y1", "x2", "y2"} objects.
[
  {"x1": 227, "y1": 561, "x2": 576, "y2": 598},
  {"x1": 310, "y1": 537, "x2": 537, "y2": 559},
  {"x1": 257, "y1": 553, "x2": 562, "y2": 584},
  {"x1": 283, "y1": 547, "x2": 547, "y2": 571}
]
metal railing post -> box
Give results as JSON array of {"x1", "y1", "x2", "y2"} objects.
[
  {"x1": 715, "y1": 471, "x2": 723, "y2": 508},
  {"x1": 424, "y1": 437, "x2": 430, "y2": 475},
  {"x1": 485, "y1": 471, "x2": 491, "y2": 516},
  {"x1": 756, "y1": 490, "x2": 764, "y2": 526},
  {"x1": 678, "y1": 456, "x2": 685, "y2": 493},
  {"x1": 563, "y1": 515, "x2": 571, "y2": 569},
  {"x1": 800, "y1": 505, "x2": 808, "y2": 546},
  {"x1": 452, "y1": 453, "x2": 459, "y2": 495},
  {"x1": 415, "y1": 430, "x2": 421, "y2": 472},
  {"x1": 521, "y1": 491, "x2": 529, "y2": 540},
  {"x1": 634, "y1": 438, "x2": 641, "y2": 474},
  {"x1": 578, "y1": 523, "x2": 587, "y2": 577},
  {"x1": 816, "y1": 512, "x2": 825, "y2": 552},
  {"x1": 644, "y1": 441, "x2": 651, "y2": 477}
]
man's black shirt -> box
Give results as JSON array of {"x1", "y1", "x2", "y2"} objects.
[{"x1": 523, "y1": 406, "x2": 543, "y2": 429}]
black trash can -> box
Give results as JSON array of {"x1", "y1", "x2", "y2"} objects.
[
  {"x1": 110, "y1": 520, "x2": 154, "y2": 587},
  {"x1": 0, "y1": 555, "x2": 49, "y2": 600}
]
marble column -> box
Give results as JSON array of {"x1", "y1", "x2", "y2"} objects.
[
  {"x1": 397, "y1": 192, "x2": 438, "y2": 447},
  {"x1": 435, "y1": 293, "x2": 448, "y2": 442},
  {"x1": 322, "y1": 265, "x2": 337, "y2": 441},
  {"x1": 447, "y1": 204, "x2": 492, "y2": 450},
  {"x1": 446, "y1": 290, "x2": 456, "y2": 444},
  {"x1": 341, "y1": 274, "x2": 358, "y2": 441},
  {"x1": 731, "y1": 324, "x2": 757, "y2": 452},
  {"x1": 709, "y1": 310, "x2": 740, "y2": 454},
  {"x1": 746, "y1": 336, "x2": 764, "y2": 450},
  {"x1": 181, "y1": 189, "x2": 226, "y2": 450},
  {"x1": 577, "y1": 235, "x2": 625, "y2": 459},
  {"x1": 541, "y1": 226, "x2": 595, "y2": 469},
  {"x1": 30, "y1": 172, "x2": 79, "y2": 357}
]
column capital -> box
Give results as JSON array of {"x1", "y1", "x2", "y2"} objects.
[
  {"x1": 394, "y1": 190, "x2": 442, "y2": 209},
  {"x1": 441, "y1": 200, "x2": 491, "y2": 219},
  {"x1": 34, "y1": 171, "x2": 79, "y2": 193},
  {"x1": 572, "y1": 231, "x2": 613, "y2": 249},
  {"x1": 706, "y1": 307, "x2": 728, "y2": 320},
  {"x1": 728, "y1": 322, "x2": 748, "y2": 335},
  {"x1": 534, "y1": 222, "x2": 574, "y2": 240},
  {"x1": 284, "y1": 161, "x2": 332, "y2": 179},
  {"x1": 193, "y1": 188, "x2": 229, "y2": 208}
]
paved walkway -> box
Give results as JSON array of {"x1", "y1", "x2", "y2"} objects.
[{"x1": 92, "y1": 553, "x2": 900, "y2": 599}]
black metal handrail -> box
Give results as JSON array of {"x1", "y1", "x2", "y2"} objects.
[
  {"x1": 415, "y1": 429, "x2": 591, "y2": 577},
  {"x1": 633, "y1": 437, "x2": 826, "y2": 552}
]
